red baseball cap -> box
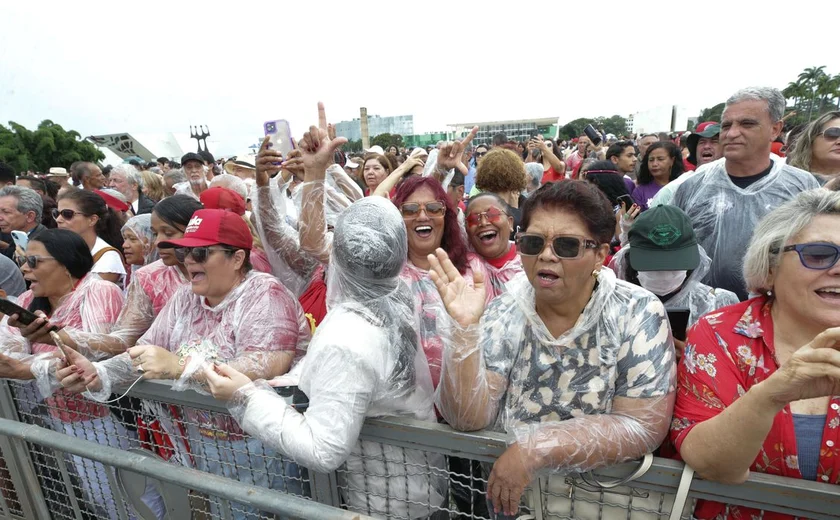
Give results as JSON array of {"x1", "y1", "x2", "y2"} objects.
[
  {"x1": 200, "y1": 187, "x2": 246, "y2": 216},
  {"x1": 158, "y1": 209, "x2": 252, "y2": 250},
  {"x1": 771, "y1": 141, "x2": 786, "y2": 157},
  {"x1": 94, "y1": 189, "x2": 130, "y2": 213}
]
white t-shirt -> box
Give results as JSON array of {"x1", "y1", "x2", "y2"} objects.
[{"x1": 91, "y1": 237, "x2": 126, "y2": 277}]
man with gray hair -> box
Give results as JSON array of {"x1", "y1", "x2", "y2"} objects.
[
  {"x1": 672, "y1": 86, "x2": 820, "y2": 300},
  {"x1": 0, "y1": 186, "x2": 46, "y2": 256},
  {"x1": 108, "y1": 163, "x2": 155, "y2": 215},
  {"x1": 163, "y1": 169, "x2": 187, "y2": 197}
]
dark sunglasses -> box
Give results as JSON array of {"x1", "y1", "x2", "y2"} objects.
[
  {"x1": 25, "y1": 255, "x2": 55, "y2": 269},
  {"x1": 773, "y1": 243, "x2": 840, "y2": 270},
  {"x1": 819, "y1": 127, "x2": 840, "y2": 142},
  {"x1": 174, "y1": 246, "x2": 235, "y2": 264},
  {"x1": 466, "y1": 207, "x2": 508, "y2": 227},
  {"x1": 474, "y1": 151, "x2": 488, "y2": 158},
  {"x1": 400, "y1": 201, "x2": 446, "y2": 218},
  {"x1": 516, "y1": 233, "x2": 599, "y2": 258},
  {"x1": 52, "y1": 209, "x2": 87, "y2": 220}
]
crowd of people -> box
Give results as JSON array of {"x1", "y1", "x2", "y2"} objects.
[{"x1": 0, "y1": 86, "x2": 838, "y2": 520}]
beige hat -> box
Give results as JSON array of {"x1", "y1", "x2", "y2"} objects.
[
  {"x1": 47, "y1": 167, "x2": 69, "y2": 177},
  {"x1": 409, "y1": 147, "x2": 429, "y2": 159},
  {"x1": 223, "y1": 152, "x2": 257, "y2": 175}
]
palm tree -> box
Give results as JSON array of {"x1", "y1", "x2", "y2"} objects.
[
  {"x1": 783, "y1": 81, "x2": 807, "y2": 112},
  {"x1": 798, "y1": 66, "x2": 828, "y2": 122}
]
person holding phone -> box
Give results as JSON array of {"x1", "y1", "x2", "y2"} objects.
[
  {"x1": 0, "y1": 229, "x2": 161, "y2": 519},
  {"x1": 609, "y1": 205, "x2": 738, "y2": 357}
]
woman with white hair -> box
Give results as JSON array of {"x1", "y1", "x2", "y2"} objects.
[{"x1": 671, "y1": 189, "x2": 840, "y2": 520}]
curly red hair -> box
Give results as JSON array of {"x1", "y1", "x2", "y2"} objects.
[{"x1": 392, "y1": 176, "x2": 468, "y2": 274}]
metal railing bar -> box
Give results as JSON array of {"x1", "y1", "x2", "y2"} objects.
[{"x1": 0, "y1": 419, "x2": 371, "y2": 520}]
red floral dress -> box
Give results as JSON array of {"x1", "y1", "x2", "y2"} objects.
[{"x1": 671, "y1": 296, "x2": 840, "y2": 519}]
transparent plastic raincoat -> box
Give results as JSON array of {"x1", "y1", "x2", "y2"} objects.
[
  {"x1": 122, "y1": 214, "x2": 159, "y2": 270},
  {"x1": 479, "y1": 244, "x2": 524, "y2": 300},
  {"x1": 436, "y1": 268, "x2": 676, "y2": 476},
  {"x1": 228, "y1": 197, "x2": 446, "y2": 519},
  {"x1": 85, "y1": 271, "x2": 310, "y2": 400},
  {"x1": 64, "y1": 260, "x2": 189, "y2": 359},
  {"x1": 609, "y1": 246, "x2": 740, "y2": 327},
  {"x1": 0, "y1": 274, "x2": 124, "y2": 422},
  {"x1": 672, "y1": 154, "x2": 819, "y2": 300}
]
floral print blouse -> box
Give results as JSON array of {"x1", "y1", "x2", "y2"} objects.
[{"x1": 671, "y1": 296, "x2": 840, "y2": 520}]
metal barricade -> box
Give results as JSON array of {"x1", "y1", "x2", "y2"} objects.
[{"x1": 0, "y1": 379, "x2": 837, "y2": 520}]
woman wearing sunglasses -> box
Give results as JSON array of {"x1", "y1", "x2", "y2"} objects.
[
  {"x1": 429, "y1": 180, "x2": 676, "y2": 518},
  {"x1": 60, "y1": 208, "x2": 311, "y2": 520},
  {"x1": 788, "y1": 111, "x2": 840, "y2": 183},
  {"x1": 0, "y1": 228, "x2": 148, "y2": 519},
  {"x1": 55, "y1": 189, "x2": 126, "y2": 286},
  {"x1": 464, "y1": 193, "x2": 523, "y2": 299},
  {"x1": 671, "y1": 189, "x2": 840, "y2": 520}
]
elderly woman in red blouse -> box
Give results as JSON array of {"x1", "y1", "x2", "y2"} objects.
[{"x1": 671, "y1": 188, "x2": 840, "y2": 520}]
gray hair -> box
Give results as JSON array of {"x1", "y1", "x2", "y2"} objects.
[
  {"x1": 209, "y1": 174, "x2": 248, "y2": 200},
  {"x1": 725, "y1": 86, "x2": 786, "y2": 123},
  {"x1": 743, "y1": 189, "x2": 840, "y2": 294},
  {"x1": 111, "y1": 164, "x2": 143, "y2": 188},
  {"x1": 524, "y1": 163, "x2": 544, "y2": 191},
  {"x1": 164, "y1": 169, "x2": 187, "y2": 184},
  {"x1": 787, "y1": 110, "x2": 840, "y2": 172},
  {"x1": 0, "y1": 185, "x2": 44, "y2": 223}
]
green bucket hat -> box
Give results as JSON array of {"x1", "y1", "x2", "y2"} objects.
[{"x1": 628, "y1": 205, "x2": 700, "y2": 271}]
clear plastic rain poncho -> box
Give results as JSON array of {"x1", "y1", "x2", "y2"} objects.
[
  {"x1": 85, "y1": 270, "x2": 311, "y2": 402},
  {"x1": 121, "y1": 214, "x2": 159, "y2": 273},
  {"x1": 480, "y1": 245, "x2": 524, "y2": 300},
  {"x1": 0, "y1": 275, "x2": 124, "y2": 421},
  {"x1": 609, "y1": 245, "x2": 740, "y2": 327},
  {"x1": 436, "y1": 268, "x2": 676, "y2": 476},
  {"x1": 672, "y1": 154, "x2": 819, "y2": 300},
  {"x1": 65, "y1": 260, "x2": 189, "y2": 359},
  {"x1": 228, "y1": 197, "x2": 446, "y2": 519}
]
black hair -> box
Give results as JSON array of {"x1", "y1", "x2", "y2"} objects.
[
  {"x1": 466, "y1": 191, "x2": 509, "y2": 213},
  {"x1": 156, "y1": 157, "x2": 169, "y2": 165},
  {"x1": 199, "y1": 150, "x2": 215, "y2": 164},
  {"x1": 637, "y1": 141, "x2": 684, "y2": 186},
  {"x1": 450, "y1": 170, "x2": 465, "y2": 187},
  {"x1": 492, "y1": 133, "x2": 507, "y2": 147},
  {"x1": 27, "y1": 229, "x2": 93, "y2": 316},
  {"x1": 17, "y1": 176, "x2": 47, "y2": 193},
  {"x1": 521, "y1": 180, "x2": 615, "y2": 244},
  {"x1": 41, "y1": 195, "x2": 57, "y2": 229},
  {"x1": 43, "y1": 179, "x2": 59, "y2": 200},
  {"x1": 102, "y1": 165, "x2": 113, "y2": 176},
  {"x1": 153, "y1": 194, "x2": 203, "y2": 232},
  {"x1": 58, "y1": 190, "x2": 124, "y2": 252},
  {"x1": 0, "y1": 162, "x2": 15, "y2": 185},
  {"x1": 605, "y1": 141, "x2": 636, "y2": 161},
  {"x1": 584, "y1": 172, "x2": 630, "y2": 206}
]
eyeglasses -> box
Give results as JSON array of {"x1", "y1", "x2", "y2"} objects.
[
  {"x1": 475, "y1": 151, "x2": 488, "y2": 158},
  {"x1": 400, "y1": 201, "x2": 447, "y2": 218},
  {"x1": 466, "y1": 207, "x2": 508, "y2": 227},
  {"x1": 24, "y1": 255, "x2": 55, "y2": 269},
  {"x1": 516, "y1": 233, "x2": 599, "y2": 258},
  {"x1": 52, "y1": 209, "x2": 88, "y2": 220},
  {"x1": 818, "y1": 127, "x2": 840, "y2": 142},
  {"x1": 174, "y1": 246, "x2": 235, "y2": 264},
  {"x1": 774, "y1": 243, "x2": 840, "y2": 270}
]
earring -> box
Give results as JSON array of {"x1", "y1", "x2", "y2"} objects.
[
  {"x1": 767, "y1": 289, "x2": 773, "y2": 297},
  {"x1": 592, "y1": 269, "x2": 600, "y2": 280}
]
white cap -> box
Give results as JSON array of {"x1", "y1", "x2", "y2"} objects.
[{"x1": 364, "y1": 145, "x2": 385, "y2": 155}]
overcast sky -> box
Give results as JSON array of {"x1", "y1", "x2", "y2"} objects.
[{"x1": 2, "y1": 1, "x2": 838, "y2": 156}]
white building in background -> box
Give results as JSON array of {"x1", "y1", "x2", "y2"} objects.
[
  {"x1": 628, "y1": 105, "x2": 691, "y2": 134},
  {"x1": 335, "y1": 114, "x2": 414, "y2": 141}
]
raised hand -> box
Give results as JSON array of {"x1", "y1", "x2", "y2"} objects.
[
  {"x1": 427, "y1": 248, "x2": 487, "y2": 328},
  {"x1": 438, "y1": 126, "x2": 479, "y2": 171},
  {"x1": 300, "y1": 102, "x2": 348, "y2": 177},
  {"x1": 255, "y1": 136, "x2": 283, "y2": 188}
]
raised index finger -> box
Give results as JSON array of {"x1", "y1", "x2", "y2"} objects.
[
  {"x1": 259, "y1": 135, "x2": 271, "y2": 152},
  {"x1": 317, "y1": 102, "x2": 327, "y2": 131},
  {"x1": 461, "y1": 126, "x2": 479, "y2": 147}
]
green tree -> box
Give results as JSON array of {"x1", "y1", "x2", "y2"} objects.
[
  {"x1": 343, "y1": 139, "x2": 363, "y2": 153},
  {"x1": 370, "y1": 133, "x2": 404, "y2": 151},
  {"x1": 594, "y1": 115, "x2": 629, "y2": 136},
  {"x1": 0, "y1": 120, "x2": 104, "y2": 173},
  {"x1": 798, "y1": 65, "x2": 827, "y2": 122},
  {"x1": 698, "y1": 103, "x2": 726, "y2": 124}
]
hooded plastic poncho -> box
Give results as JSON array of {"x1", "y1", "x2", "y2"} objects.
[
  {"x1": 121, "y1": 214, "x2": 159, "y2": 270},
  {"x1": 609, "y1": 245, "x2": 740, "y2": 327},
  {"x1": 65, "y1": 260, "x2": 189, "y2": 359},
  {"x1": 672, "y1": 154, "x2": 819, "y2": 300},
  {"x1": 436, "y1": 268, "x2": 676, "y2": 475},
  {"x1": 0, "y1": 274, "x2": 124, "y2": 422},
  {"x1": 228, "y1": 197, "x2": 445, "y2": 519},
  {"x1": 85, "y1": 270, "x2": 311, "y2": 401}
]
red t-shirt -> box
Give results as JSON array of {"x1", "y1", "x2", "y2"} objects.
[
  {"x1": 541, "y1": 166, "x2": 564, "y2": 184},
  {"x1": 683, "y1": 157, "x2": 696, "y2": 172}
]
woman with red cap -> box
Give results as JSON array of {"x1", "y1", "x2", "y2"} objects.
[{"x1": 59, "y1": 208, "x2": 312, "y2": 520}]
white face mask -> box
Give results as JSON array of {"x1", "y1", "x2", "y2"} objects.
[{"x1": 637, "y1": 270, "x2": 687, "y2": 296}]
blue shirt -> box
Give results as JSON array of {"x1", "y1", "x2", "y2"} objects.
[{"x1": 793, "y1": 414, "x2": 826, "y2": 481}]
